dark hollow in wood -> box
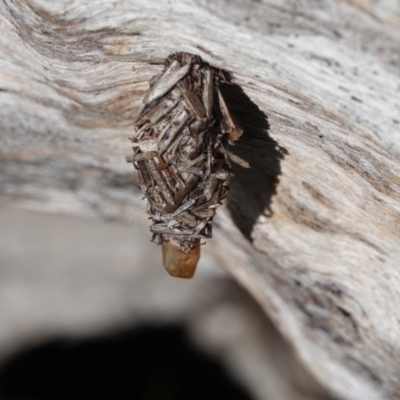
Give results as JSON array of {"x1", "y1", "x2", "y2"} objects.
[{"x1": 127, "y1": 52, "x2": 249, "y2": 252}]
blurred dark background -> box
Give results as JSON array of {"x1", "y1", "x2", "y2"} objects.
[
  {"x1": 0, "y1": 205, "x2": 331, "y2": 400},
  {"x1": 0, "y1": 325, "x2": 251, "y2": 400}
]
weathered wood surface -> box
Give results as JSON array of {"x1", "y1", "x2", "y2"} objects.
[{"x1": 1, "y1": 0, "x2": 400, "y2": 399}]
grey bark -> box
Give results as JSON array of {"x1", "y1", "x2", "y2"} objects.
[{"x1": 1, "y1": 1, "x2": 400, "y2": 399}]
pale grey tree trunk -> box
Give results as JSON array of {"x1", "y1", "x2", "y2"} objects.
[{"x1": 1, "y1": 1, "x2": 400, "y2": 399}]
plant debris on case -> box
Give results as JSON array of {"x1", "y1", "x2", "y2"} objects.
[{"x1": 126, "y1": 52, "x2": 249, "y2": 278}]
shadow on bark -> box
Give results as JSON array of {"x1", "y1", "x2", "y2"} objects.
[{"x1": 221, "y1": 83, "x2": 287, "y2": 242}]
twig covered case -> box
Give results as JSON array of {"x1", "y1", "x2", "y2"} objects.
[{"x1": 127, "y1": 52, "x2": 249, "y2": 278}]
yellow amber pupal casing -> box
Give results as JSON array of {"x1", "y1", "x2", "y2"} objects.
[{"x1": 162, "y1": 242, "x2": 200, "y2": 279}]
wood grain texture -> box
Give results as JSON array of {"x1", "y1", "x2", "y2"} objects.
[{"x1": 1, "y1": 0, "x2": 400, "y2": 399}]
